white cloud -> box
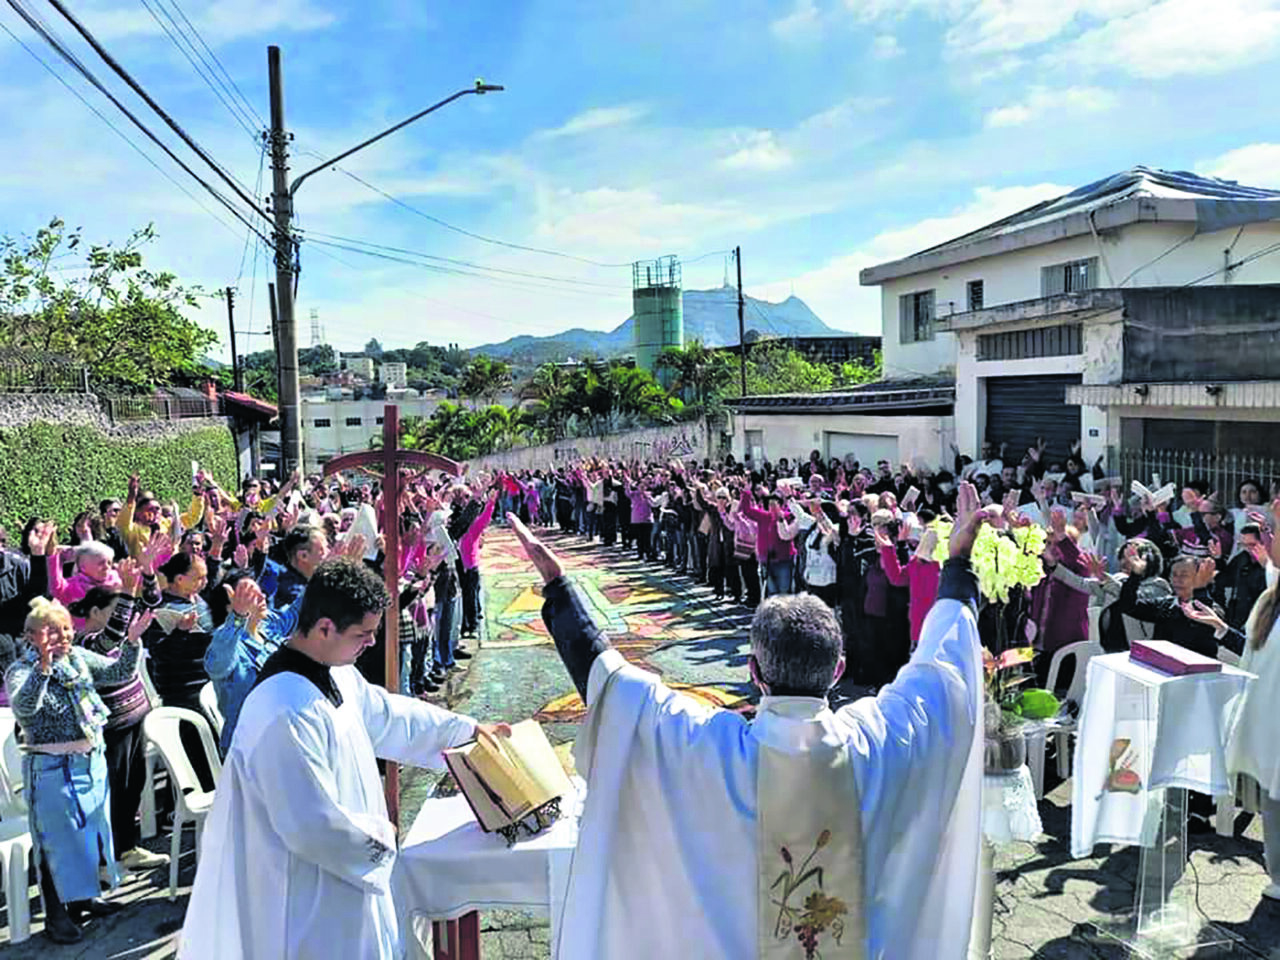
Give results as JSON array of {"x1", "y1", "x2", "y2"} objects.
[
  {"x1": 749, "y1": 182, "x2": 1070, "y2": 332},
  {"x1": 871, "y1": 34, "x2": 904, "y2": 58},
  {"x1": 771, "y1": 0, "x2": 824, "y2": 42},
  {"x1": 1200, "y1": 143, "x2": 1280, "y2": 188},
  {"x1": 1055, "y1": 0, "x2": 1280, "y2": 78},
  {"x1": 984, "y1": 85, "x2": 1115, "y2": 128},
  {"x1": 720, "y1": 131, "x2": 794, "y2": 172},
  {"x1": 534, "y1": 104, "x2": 649, "y2": 140}
]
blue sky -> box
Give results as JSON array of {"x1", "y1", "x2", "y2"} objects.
[{"x1": 3, "y1": 0, "x2": 1280, "y2": 360}]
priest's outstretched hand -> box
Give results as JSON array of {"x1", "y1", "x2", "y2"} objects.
[{"x1": 509, "y1": 513, "x2": 564, "y2": 584}]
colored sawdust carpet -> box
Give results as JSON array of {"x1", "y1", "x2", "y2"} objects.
[{"x1": 478, "y1": 524, "x2": 752, "y2": 725}]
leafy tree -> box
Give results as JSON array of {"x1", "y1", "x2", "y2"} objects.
[
  {"x1": 656, "y1": 340, "x2": 736, "y2": 411},
  {"x1": 299, "y1": 343, "x2": 338, "y2": 375},
  {"x1": 0, "y1": 218, "x2": 217, "y2": 390},
  {"x1": 744, "y1": 341, "x2": 835, "y2": 395},
  {"x1": 364, "y1": 338, "x2": 384, "y2": 359},
  {"x1": 460, "y1": 355, "x2": 512, "y2": 407}
]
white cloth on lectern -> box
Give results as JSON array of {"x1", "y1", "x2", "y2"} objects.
[{"x1": 555, "y1": 597, "x2": 983, "y2": 960}]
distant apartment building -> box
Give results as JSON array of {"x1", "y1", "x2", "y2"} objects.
[
  {"x1": 301, "y1": 391, "x2": 446, "y2": 472},
  {"x1": 341, "y1": 355, "x2": 375, "y2": 380},
  {"x1": 379, "y1": 362, "x2": 407, "y2": 388}
]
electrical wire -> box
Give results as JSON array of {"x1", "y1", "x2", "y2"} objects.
[
  {"x1": 0, "y1": 5, "x2": 269, "y2": 247},
  {"x1": 1183, "y1": 236, "x2": 1280, "y2": 286},
  {"x1": 42, "y1": 0, "x2": 268, "y2": 220},
  {"x1": 137, "y1": 0, "x2": 260, "y2": 143},
  {"x1": 306, "y1": 239, "x2": 631, "y2": 300},
  {"x1": 158, "y1": 0, "x2": 266, "y2": 130},
  {"x1": 302, "y1": 231, "x2": 630, "y2": 289},
  {"x1": 234, "y1": 145, "x2": 269, "y2": 288}
]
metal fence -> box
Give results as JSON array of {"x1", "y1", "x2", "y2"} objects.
[
  {"x1": 1117, "y1": 448, "x2": 1280, "y2": 500},
  {"x1": 103, "y1": 395, "x2": 219, "y2": 422},
  {"x1": 0, "y1": 359, "x2": 90, "y2": 393}
]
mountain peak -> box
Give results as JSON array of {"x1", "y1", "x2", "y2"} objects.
[{"x1": 470, "y1": 287, "x2": 838, "y2": 369}]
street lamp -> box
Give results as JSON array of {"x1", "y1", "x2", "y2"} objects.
[{"x1": 267, "y1": 43, "x2": 503, "y2": 473}]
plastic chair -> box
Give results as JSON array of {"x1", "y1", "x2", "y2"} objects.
[
  {"x1": 1026, "y1": 626, "x2": 1104, "y2": 798},
  {"x1": 142, "y1": 707, "x2": 222, "y2": 900},
  {"x1": 137, "y1": 653, "x2": 164, "y2": 841},
  {"x1": 0, "y1": 709, "x2": 41, "y2": 944},
  {"x1": 198, "y1": 682, "x2": 225, "y2": 741}
]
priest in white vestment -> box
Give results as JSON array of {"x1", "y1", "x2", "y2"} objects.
[
  {"x1": 508, "y1": 481, "x2": 990, "y2": 960},
  {"x1": 178, "y1": 558, "x2": 504, "y2": 960}
]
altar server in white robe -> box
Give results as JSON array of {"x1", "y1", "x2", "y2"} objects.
[
  {"x1": 179, "y1": 558, "x2": 505, "y2": 960},
  {"x1": 509, "y1": 481, "x2": 991, "y2": 960}
]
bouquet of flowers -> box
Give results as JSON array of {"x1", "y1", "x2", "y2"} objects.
[{"x1": 929, "y1": 521, "x2": 1049, "y2": 603}]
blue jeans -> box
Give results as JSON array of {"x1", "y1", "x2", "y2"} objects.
[
  {"x1": 765, "y1": 559, "x2": 793, "y2": 598},
  {"x1": 435, "y1": 573, "x2": 457, "y2": 668}
]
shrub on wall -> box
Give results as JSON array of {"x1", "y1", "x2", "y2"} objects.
[{"x1": 0, "y1": 422, "x2": 236, "y2": 538}]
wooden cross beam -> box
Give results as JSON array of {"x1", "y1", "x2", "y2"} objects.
[{"x1": 322, "y1": 403, "x2": 462, "y2": 824}]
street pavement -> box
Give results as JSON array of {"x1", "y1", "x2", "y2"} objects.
[{"x1": 4, "y1": 524, "x2": 1280, "y2": 957}]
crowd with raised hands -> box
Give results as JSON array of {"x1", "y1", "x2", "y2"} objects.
[{"x1": 0, "y1": 461, "x2": 518, "y2": 943}]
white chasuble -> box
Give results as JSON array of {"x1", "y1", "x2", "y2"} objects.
[
  {"x1": 758, "y1": 734, "x2": 867, "y2": 960},
  {"x1": 178, "y1": 664, "x2": 475, "y2": 960},
  {"x1": 557, "y1": 597, "x2": 982, "y2": 960}
]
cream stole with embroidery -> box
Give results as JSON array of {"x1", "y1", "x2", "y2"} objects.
[{"x1": 758, "y1": 738, "x2": 867, "y2": 960}]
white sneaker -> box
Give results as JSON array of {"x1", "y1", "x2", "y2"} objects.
[
  {"x1": 1263, "y1": 883, "x2": 1280, "y2": 901},
  {"x1": 119, "y1": 847, "x2": 171, "y2": 870}
]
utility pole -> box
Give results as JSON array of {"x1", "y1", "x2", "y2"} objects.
[
  {"x1": 225, "y1": 287, "x2": 242, "y2": 392},
  {"x1": 735, "y1": 246, "x2": 747, "y2": 396},
  {"x1": 268, "y1": 45, "x2": 300, "y2": 473}
]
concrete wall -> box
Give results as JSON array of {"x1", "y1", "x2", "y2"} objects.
[
  {"x1": 467, "y1": 421, "x2": 715, "y2": 474},
  {"x1": 877, "y1": 220, "x2": 1280, "y2": 379},
  {"x1": 729, "y1": 411, "x2": 955, "y2": 473},
  {"x1": 0, "y1": 392, "x2": 232, "y2": 443}
]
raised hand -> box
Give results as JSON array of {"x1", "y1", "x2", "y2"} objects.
[
  {"x1": 117, "y1": 558, "x2": 143, "y2": 597},
  {"x1": 342, "y1": 533, "x2": 367, "y2": 561},
  {"x1": 1083, "y1": 551, "x2": 1108, "y2": 582},
  {"x1": 1180, "y1": 600, "x2": 1226, "y2": 634},
  {"x1": 225, "y1": 578, "x2": 263, "y2": 619},
  {"x1": 32, "y1": 625, "x2": 70, "y2": 672},
  {"x1": 1208, "y1": 537, "x2": 1223, "y2": 560},
  {"x1": 872, "y1": 525, "x2": 894, "y2": 550},
  {"x1": 126, "y1": 609, "x2": 155, "y2": 646},
  {"x1": 141, "y1": 532, "x2": 171, "y2": 576},
  {"x1": 177, "y1": 609, "x2": 200, "y2": 633},
  {"x1": 509, "y1": 513, "x2": 564, "y2": 585},
  {"x1": 128, "y1": 473, "x2": 141, "y2": 501},
  {"x1": 949, "y1": 481, "x2": 992, "y2": 559},
  {"x1": 233, "y1": 543, "x2": 250, "y2": 569}
]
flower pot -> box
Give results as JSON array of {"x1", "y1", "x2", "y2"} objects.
[{"x1": 984, "y1": 728, "x2": 1026, "y2": 774}]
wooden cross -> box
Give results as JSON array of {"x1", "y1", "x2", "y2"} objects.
[{"x1": 322, "y1": 403, "x2": 462, "y2": 824}]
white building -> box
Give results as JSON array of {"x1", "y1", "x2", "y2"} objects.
[
  {"x1": 301, "y1": 393, "x2": 445, "y2": 472},
  {"x1": 379, "y1": 362, "x2": 407, "y2": 388},
  {"x1": 343, "y1": 356, "x2": 375, "y2": 380},
  {"x1": 731, "y1": 167, "x2": 1280, "y2": 482}
]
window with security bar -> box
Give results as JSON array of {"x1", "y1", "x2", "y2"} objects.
[
  {"x1": 898, "y1": 289, "x2": 936, "y2": 343},
  {"x1": 1041, "y1": 257, "x2": 1098, "y2": 296}
]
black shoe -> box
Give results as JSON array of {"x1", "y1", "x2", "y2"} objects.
[
  {"x1": 418, "y1": 681, "x2": 441, "y2": 696},
  {"x1": 45, "y1": 910, "x2": 83, "y2": 944},
  {"x1": 69, "y1": 899, "x2": 125, "y2": 922},
  {"x1": 453, "y1": 649, "x2": 473, "y2": 660}
]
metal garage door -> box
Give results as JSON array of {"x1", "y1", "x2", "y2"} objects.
[{"x1": 984, "y1": 375, "x2": 1082, "y2": 466}]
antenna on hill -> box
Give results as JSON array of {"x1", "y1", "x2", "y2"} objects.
[{"x1": 310, "y1": 308, "x2": 323, "y2": 347}]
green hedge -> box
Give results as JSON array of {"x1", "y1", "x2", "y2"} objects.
[{"x1": 0, "y1": 422, "x2": 237, "y2": 538}]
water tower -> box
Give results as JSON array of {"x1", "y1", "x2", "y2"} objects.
[{"x1": 632, "y1": 255, "x2": 683, "y2": 380}]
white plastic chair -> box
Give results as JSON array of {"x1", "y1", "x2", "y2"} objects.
[
  {"x1": 198, "y1": 682, "x2": 225, "y2": 741},
  {"x1": 138, "y1": 652, "x2": 164, "y2": 841},
  {"x1": 1026, "y1": 615, "x2": 1104, "y2": 798},
  {"x1": 0, "y1": 709, "x2": 41, "y2": 944},
  {"x1": 143, "y1": 707, "x2": 222, "y2": 901}
]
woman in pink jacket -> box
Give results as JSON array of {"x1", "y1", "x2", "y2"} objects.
[{"x1": 875, "y1": 523, "x2": 940, "y2": 651}]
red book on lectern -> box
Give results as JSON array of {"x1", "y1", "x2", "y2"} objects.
[{"x1": 1130, "y1": 640, "x2": 1223, "y2": 676}]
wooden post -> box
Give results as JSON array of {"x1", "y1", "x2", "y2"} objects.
[{"x1": 320, "y1": 403, "x2": 462, "y2": 825}]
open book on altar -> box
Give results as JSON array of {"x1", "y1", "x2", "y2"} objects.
[{"x1": 443, "y1": 720, "x2": 573, "y2": 844}]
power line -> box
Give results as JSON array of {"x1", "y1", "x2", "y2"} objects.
[
  {"x1": 137, "y1": 0, "x2": 260, "y2": 143},
  {"x1": 159, "y1": 0, "x2": 265, "y2": 130},
  {"x1": 1183, "y1": 237, "x2": 1280, "y2": 286},
  {"x1": 42, "y1": 0, "x2": 269, "y2": 220},
  {"x1": 234, "y1": 145, "x2": 269, "y2": 288},
  {"x1": 307, "y1": 238, "x2": 631, "y2": 300},
  {"x1": 303, "y1": 231, "x2": 631, "y2": 289},
  {"x1": 1, "y1": 0, "x2": 273, "y2": 248}
]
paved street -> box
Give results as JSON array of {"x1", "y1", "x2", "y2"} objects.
[{"x1": 4, "y1": 525, "x2": 1280, "y2": 957}]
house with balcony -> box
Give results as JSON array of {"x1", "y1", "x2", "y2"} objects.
[{"x1": 848, "y1": 166, "x2": 1280, "y2": 488}]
